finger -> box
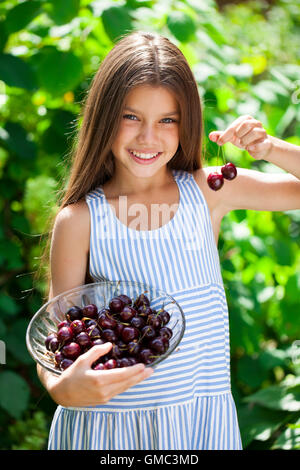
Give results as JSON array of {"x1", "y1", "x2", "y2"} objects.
[
  {"x1": 215, "y1": 115, "x2": 251, "y2": 145},
  {"x1": 89, "y1": 362, "x2": 147, "y2": 384},
  {"x1": 235, "y1": 119, "x2": 262, "y2": 138},
  {"x1": 208, "y1": 131, "x2": 222, "y2": 142},
  {"x1": 240, "y1": 128, "x2": 266, "y2": 147},
  {"x1": 103, "y1": 366, "x2": 154, "y2": 398},
  {"x1": 77, "y1": 342, "x2": 113, "y2": 368}
]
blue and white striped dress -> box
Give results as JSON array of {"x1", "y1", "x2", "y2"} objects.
[{"x1": 48, "y1": 169, "x2": 242, "y2": 450}]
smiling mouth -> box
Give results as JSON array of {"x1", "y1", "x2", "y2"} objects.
[{"x1": 128, "y1": 150, "x2": 162, "y2": 161}]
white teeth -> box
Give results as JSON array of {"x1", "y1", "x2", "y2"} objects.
[{"x1": 130, "y1": 150, "x2": 160, "y2": 159}]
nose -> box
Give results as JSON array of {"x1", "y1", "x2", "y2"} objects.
[{"x1": 136, "y1": 122, "x2": 160, "y2": 145}]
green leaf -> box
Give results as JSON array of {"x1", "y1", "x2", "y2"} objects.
[
  {"x1": 48, "y1": 0, "x2": 80, "y2": 26},
  {"x1": 237, "y1": 355, "x2": 268, "y2": 388},
  {"x1": 0, "y1": 371, "x2": 30, "y2": 419},
  {"x1": 272, "y1": 421, "x2": 300, "y2": 450},
  {"x1": 0, "y1": 54, "x2": 38, "y2": 91},
  {"x1": 35, "y1": 47, "x2": 83, "y2": 96},
  {"x1": 101, "y1": 6, "x2": 133, "y2": 42},
  {"x1": 1, "y1": 122, "x2": 37, "y2": 160},
  {"x1": 0, "y1": 292, "x2": 21, "y2": 317},
  {"x1": 167, "y1": 11, "x2": 197, "y2": 43},
  {"x1": 6, "y1": 319, "x2": 33, "y2": 365},
  {"x1": 0, "y1": 21, "x2": 8, "y2": 51},
  {"x1": 244, "y1": 381, "x2": 300, "y2": 411},
  {"x1": 5, "y1": 1, "x2": 42, "y2": 34},
  {"x1": 238, "y1": 403, "x2": 287, "y2": 448}
]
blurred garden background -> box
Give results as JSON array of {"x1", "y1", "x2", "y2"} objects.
[{"x1": 0, "y1": 0, "x2": 300, "y2": 450}]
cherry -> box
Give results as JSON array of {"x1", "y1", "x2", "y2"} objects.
[
  {"x1": 57, "y1": 326, "x2": 73, "y2": 344},
  {"x1": 98, "y1": 313, "x2": 117, "y2": 329},
  {"x1": 148, "y1": 337, "x2": 165, "y2": 354},
  {"x1": 109, "y1": 297, "x2": 125, "y2": 313},
  {"x1": 127, "y1": 341, "x2": 141, "y2": 356},
  {"x1": 121, "y1": 326, "x2": 139, "y2": 343},
  {"x1": 159, "y1": 326, "x2": 173, "y2": 339},
  {"x1": 120, "y1": 306, "x2": 137, "y2": 322},
  {"x1": 131, "y1": 315, "x2": 145, "y2": 329},
  {"x1": 93, "y1": 362, "x2": 105, "y2": 371},
  {"x1": 66, "y1": 306, "x2": 83, "y2": 322},
  {"x1": 82, "y1": 304, "x2": 98, "y2": 319},
  {"x1": 221, "y1": 162, "x2": 237, "y2": 180},
  {"x1": 45, "y1": 333, "x2": 57, "y2": 351},
  {"x1": 207, "y1": 172, "x2": 224, "y2": 191},
  {"x1": 102, "y1": 328, "x2": 118, "y2": 343},
  {"x1": 118, "y1": 294, "x2": 132, "y2": 306},
  {"x1": 104, "y1": 358, "x2": 117, "y2": 369},
  {"x1": 60, "y1": 358, "x2": 74, "y2": 370},
  {"x1": 70, "y1": 319, "x2": 85, "y2": 335},
  {"x1": 62, "y1": 342, "x2": 81, "y2": 360},
  {"x1": 49, "y1": 337, "x2": 60, "y2": 353},
  {"x1": 57, "y1": 320, "x2": 70, "y2": 329},
  {"x1": 134, "y1": 293, "x2": 150, "y2": 309},
  {"x1": 54, "y1": 351, "x2": 64, "y2": 367},
  {"x1": 75, "y1": 331, "x2": 92, "y2": 348},
  {"x1": 86, "y1": 325, "x2": 101, "y2": 339},
  {"x1": 158, "y1": 310, "x2": 170, "y2": 326},
  {"x1": 141, "y1": 325, "x2": 156, "y2": 339},
  {"x1": 139, "y1": 348, "x2": 155, "y2": 365}
]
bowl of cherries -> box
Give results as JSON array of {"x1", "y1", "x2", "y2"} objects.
[{"x1": 26, "y1": 280, "x2": 186, "y2": 375}]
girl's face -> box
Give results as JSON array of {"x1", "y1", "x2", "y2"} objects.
[{"x1": 111, "y1": 85, "x2": 180, "y2": 183}]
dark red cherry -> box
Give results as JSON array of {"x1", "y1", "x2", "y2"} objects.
[
  {"x1": 159, "y1": 326, "x2": 173, "y2": 339},
  {"x1": 75, "y1": 331, "x2": 92, "y2": 348},
  {"x1": 62, "y1": 342, "x2": 81, "y2": 360},
  {"x1": 49, "y1": 337, "x2": 60, "y2": 353},
  {"x1": 221, "y1": 162, "x2": 237, "y2": 180},
  {"x1": 93, "y1": 362, "x2": 105, "y2": 370},
  {"x1": 98, "y1": 313, "x2": 117, "y2": 329},
  {"x1": 82, "y1": 304, "x2": 98, "y2": 319},
  {"x1": 121, "y1": 326, "x2": 139, "y2": 343},
  {"x1": 134, "y1": 293, "x2": 150, "y2": 309},
  {"x1": 70, "y1": 319, "x2": 85, "y2": 335},
  {"x1": 66, "y1": 306, "x2": 83, "y2": 321},
  {"x1": 207, "y1": 172, "x2": 224, "y2": 191},
  {"x1": 148, "y1": 337, "x2": 165, "y2": 354},
  {"x1": 45, "y1": 333, "x2": 57, "y2": 351},
  {"x1": 60, "y1": 358, "x2": 74, "y2": 370},
  {"x1": 57, "y1": 326, "x2": 73, "y2": 344},
  {"x1": 141, "y1": 325, "x2": 156, "y2": 339},
  {"x1": 120, "y1": 306, "x2": 137, "y2": 322},
  {"x1": 131, "y1": 316, "x2": 145, "y2": 329},
  {"x1": 104, "y1": 358, "x2": 117, "y2": 369},
  {"x1": 127, "y1": 341, "x2": 141, "y2": 356},
  {"x1": 118, "y1": 294, "x2": 132, "y2": 306},
  {"x1": 109, "y1": 297, "x2": 125, "y2": 313},
  {"x1": 101, "y1": 328, "x2": 118, "y2": 343},
  {"x1": 158, "y1": 310, "x2": 170, "y2": 326},
  {"x1": 139, "y1": 348, "x2": 155, "y2": 365}
]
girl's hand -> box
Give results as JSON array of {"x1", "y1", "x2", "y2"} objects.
[
  {"x1": 48, "y1": 342, "x2": 154, "y2": 407},
  {"x1": 208, "y1": 115, "x2": 273, "y2": 161}
]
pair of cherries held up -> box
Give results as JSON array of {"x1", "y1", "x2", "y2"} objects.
[{"x1": 207, "y1": 132, "x2": 237, "y2": 191}]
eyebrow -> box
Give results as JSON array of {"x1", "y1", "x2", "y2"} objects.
[{"x1": 124, "y1": 106, "x2": 180, "y2": 116}]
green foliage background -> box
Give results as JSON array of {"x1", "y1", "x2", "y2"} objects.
[{"x1": 0, "y1": 0, "x2": 299, "y2": 450}]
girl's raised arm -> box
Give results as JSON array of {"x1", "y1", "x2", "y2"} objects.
[{"x1": 208, "y1": 115, "x2": 300, "y2": 213}]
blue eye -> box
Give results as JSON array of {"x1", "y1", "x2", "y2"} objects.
[
  {"x1": 123, "y1": 114, "x2": 138, "y2": 120},
  {"x1": 123, "y1": 114, "x2": 177, "y2": 123}
]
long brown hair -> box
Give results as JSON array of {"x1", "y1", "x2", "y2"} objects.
[{"x1": 38, "y1": 30, "x2": 204, "y2": 299}]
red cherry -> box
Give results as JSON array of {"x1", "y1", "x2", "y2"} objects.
[
  {"x1": 221, "y1": 162, "x2": 237, "y2": 180},
  {"x1": 207, "y1": 172, "x2": 224, "y2": 191}
]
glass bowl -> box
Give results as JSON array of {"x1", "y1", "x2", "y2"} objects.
[{"x1": 26, "y1": 280, "x2": 186, "y2": 375}]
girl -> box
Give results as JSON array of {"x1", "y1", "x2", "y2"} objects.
[{"x1": 37, "y1": 31, "x2": 300, "y2": 450}]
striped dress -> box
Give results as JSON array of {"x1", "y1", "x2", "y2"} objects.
[{"x1": 48, "y1": 169, "x2": 242, "y2": 450}]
